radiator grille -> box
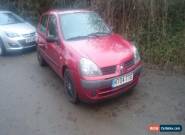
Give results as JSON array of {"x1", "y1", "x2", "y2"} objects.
[
  {"x1": 101, "y1": 65, "x2": 116, "y2": 75},
  {"x1": 124, "y1": 58, "x2": 135, "y2": 69}
]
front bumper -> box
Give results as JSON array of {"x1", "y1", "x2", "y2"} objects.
[
  {"x1": 80, "y1": 64, "x2": 142, "y2": 102},
  {"x1": 2, "y1": 34, "x2": 36, "y2": 53},
  {"x1": 6, "y1": 44, "x2": 36, "y2": 52}
]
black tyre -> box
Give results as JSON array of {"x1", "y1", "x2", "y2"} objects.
[
  {"x1": 37, "y1": 50, "x2": 47, "y2": 66},
  {"x1": 64, "y1": 69, "x2": 78, "y2": 104},
  {"x1": 0, "y1": 38, "x2": 6, "y2": 56}
]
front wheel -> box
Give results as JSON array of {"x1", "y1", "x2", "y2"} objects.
[
  {"x1": 64, "y1": 69, "x2": 78, "y2": 104},
  {"x1": 0, "y1": 38, "x2": 6, "y2": 56}
]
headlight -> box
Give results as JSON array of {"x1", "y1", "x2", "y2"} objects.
[
  {"x1": 80, "y1": 58, "x2": 102, "y2": 76},
  {"x1": 133, "y1": 45, "x2": 141, "y2": 64},
  {"x1": 6, "y1": 32, "x2": 19, "y2": 38}
]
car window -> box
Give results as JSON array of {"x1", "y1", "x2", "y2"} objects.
[
  {"x1": 48, "y1": 15, "x2": 57, "y2": 38},
  {"x1": 40, "y1": 15, "x2": 48, "y2": 33},
  {"x1": 0, "y1": 12, "x2": 24, "y2": 25}
]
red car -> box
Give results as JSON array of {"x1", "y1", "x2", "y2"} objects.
[{"x1": 37, "y1": 10, "x2": 142, "y2": 103}]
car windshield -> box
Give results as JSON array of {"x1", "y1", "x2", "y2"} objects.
[
  {"x1": 60, "y1": 12, "x2": 111, "y2": 40},
  {"x1": 0, "y1": 12, "x2": 24, "y2": 25}
]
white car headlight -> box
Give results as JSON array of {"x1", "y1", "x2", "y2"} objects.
[
  {"x1": 80, "y1": 58, "x2": 102, "y2": 76},
  {"x1": 133, "y1": 45, "x2": 141, "y2": 64},
  {"x1": 6, "y1": 32, "x2": 19, "y2": 38}
]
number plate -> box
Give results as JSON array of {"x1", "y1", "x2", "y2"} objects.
[
  {"x1": 112, "y1": 72, "x2": 133, "y2": 88},
  {"x1": 26, "y1": 37, "x2": 35, "y2": 43}
]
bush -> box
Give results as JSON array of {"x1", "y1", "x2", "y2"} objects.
[{"x1": 0, "y1": 0, "x2": 184, "y2": 69}]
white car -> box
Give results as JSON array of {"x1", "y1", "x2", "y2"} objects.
[{"x1": 0, "y1": 11, "x2": 36, "y2": 55}]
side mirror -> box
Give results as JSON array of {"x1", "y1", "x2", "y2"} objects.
[{"x1": 46, "y1": 36, "x2": 58, "y2": 43}]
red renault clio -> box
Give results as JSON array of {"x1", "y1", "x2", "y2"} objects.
[{"x1": 37, "y1": 9, "x2": 142, "y2": 103}]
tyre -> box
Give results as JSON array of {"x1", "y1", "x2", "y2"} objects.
[
  {"x1": 0, "y1": 38, "x2": 6, "y2": 56},
  {"x1": 64, "y1": 69, "x2": 78, "y2": 104},
  {"x1": 37, "y1": 50, "x2": 47, "y2": 66}
]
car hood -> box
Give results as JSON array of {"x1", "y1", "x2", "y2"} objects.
[
  {"x1": 0, "y1": 22, "x2": 36, "y2": 35},
  {"x1": 66, "y1": 34, "x2": 133, "y2": 67}
]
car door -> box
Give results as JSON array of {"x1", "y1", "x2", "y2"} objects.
[
  {"x1": 45, "y1": 15, "x2": 61, "y2": 73},
  {"x1": 37, "y1": 15, "x2": 48, "y2": 60}
]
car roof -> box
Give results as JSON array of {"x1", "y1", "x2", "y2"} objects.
[{"x1": 45, "y1": 9, "x2": 92, "y2": 15}]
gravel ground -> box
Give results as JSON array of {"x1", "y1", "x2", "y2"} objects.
[{"x1": 0, "y1": 51, "x2": 185, "y2": 135}]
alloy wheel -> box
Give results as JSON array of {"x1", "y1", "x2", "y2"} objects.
[
  {"x1": 64, "y1": 75, "x2": 75, "y2": 98},
  {"x1": 64, "y1": 70, "x2": 78, "y2": 103}
]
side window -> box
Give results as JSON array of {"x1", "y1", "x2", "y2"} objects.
[
  {"x1": 40, "y1": 15, "x2": 48, "y2": 33},
  {"x1": 48, "y1": 15, "x2": 57, "y2": 38}
]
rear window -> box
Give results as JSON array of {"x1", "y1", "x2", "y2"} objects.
[
  {"x1": 40, "y1": 15, "x2": 48, "y2": 33},
  {"x1": 48, "y1": 15, "x2": 57, "y2": 38},
  {"x1": 0, "y1": 13, "x2": 24, "y2": 25}
]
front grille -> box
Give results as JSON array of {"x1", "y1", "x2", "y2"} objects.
[
  {"x1": 101, "y1": 65, "x2": 116, "y2": 75},
  {"x1": 124, "y1": 58, "x2": 134, "y2": 69},
  {"x1": 22, "y1": 32, "x2": 36, "y2": 38},
  {"x1": 19, "y1": 40, "x2": 36, "y2": 47}
]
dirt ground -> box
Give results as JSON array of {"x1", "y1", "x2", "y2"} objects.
[{"x1": 0, "y1": 51, "x2": 184, "y2": 135}]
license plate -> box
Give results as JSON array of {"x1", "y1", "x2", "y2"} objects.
[
  {"x1": 112, "y1": 72, "x2": 133, "y2": 88},
  {"x1": 26, "y1": 37, "x2": 35, "y2": 43}
]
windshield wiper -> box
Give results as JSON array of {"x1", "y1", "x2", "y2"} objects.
[
  {"x1": 66, "y1": 32, "x2": 110, "y2": 41},
  {"x1": 87, "y1": 32, "x2": 110, "y2": 37},
  {"x1": 66, "y1": 35, "x2": 89, "y2": 41}
]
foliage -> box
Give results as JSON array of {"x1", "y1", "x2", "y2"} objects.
[{"x1": 0, "y1": 0, "x2": 184, "y2": 69}]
